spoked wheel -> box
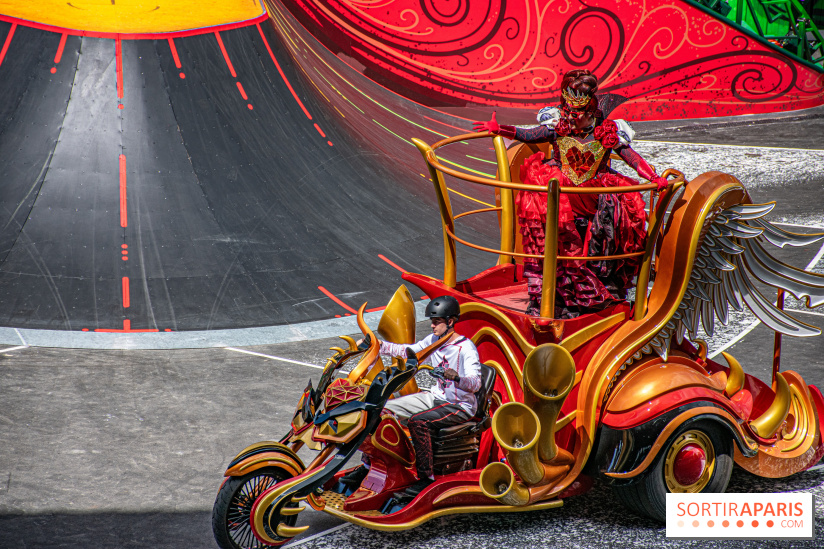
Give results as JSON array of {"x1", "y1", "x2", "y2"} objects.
[
  {"x1": 612, "y1": 421, "x2": 734, "y2": 522},
  {"x1": 212, "y1": 468, "x2": 298, "y2": 549}
]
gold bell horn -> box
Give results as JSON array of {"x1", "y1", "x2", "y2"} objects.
[
  {"x1": 479, "y1": 462, "x2": 530, "y2": 506},
  {"x1": 490, "y1": 402, "x2": 544, "y2": 485},
  {"x1": 522, "y1": 343, "x2": 576, "y2": 462}
]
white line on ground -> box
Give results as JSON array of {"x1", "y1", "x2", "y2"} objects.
[
  {"x1": 0, "y1": 345, "x2": 27, "y2": 354},
  {"x1": 284, "y1": 523, "x2": 352, "y2": 547},
  {"x1": 789, "y1": 309, "x2": 824, "y2": 318},
  {"x1": 708, "y1": 319, "x2": 762, "y2": 360},
  {"x1": 224, "y1": 347, "x2": 326, "y2": 369},
  {"x1": 773, "y1": 221, "x2": 824, "y2": 230},
  {"x1": 13, "y1": 328, "x2": 27, "y2": 347},
  {"x1": 806, "y1": 241, "x2": 824, "y2": 272},
  {"x1": 636, "y1": 139, "x2": 823, "y2": 152}
]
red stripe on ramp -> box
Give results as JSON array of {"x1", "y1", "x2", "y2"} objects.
[
  {"x1": 167, "y1": 37, "x2": 181, "y2": 68},
  {"x1": 115, "y1": 38, "x2": 124, "y2": 99},
  {"x1": 119, "y1": 154, "x2": 127, "y2": 227},
  {"x1": 122, "y1": 277, "x2": 130, "y2": 308},
  {"x1": 0, "y1": 23, "x2": 16, "y2": 68},
  {"x1": 256, "y1": 23, "x2": 312, "y2": 121},
  {"x1": 378, "y1": 254, "x2": 407, "y2": 273},
  {"x1": 214, "y1": 31, "x2": 237, "y2": 78},
  {"x1": 236, "y1": 81, "x2": 248, "y2": 100},
  {"x1": 54, "y1": 33, "x2": 67, "y2": 64},
  {"x1": 318, "y1": 286, "x2": 357, "y2": 314}
]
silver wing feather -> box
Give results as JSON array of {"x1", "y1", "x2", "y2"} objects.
[{"x1": 651, "y1": 203, "x2": 824, "y2": 359}]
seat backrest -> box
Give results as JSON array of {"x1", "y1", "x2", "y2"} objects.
[{"x1": 473, "y1": 363, "x2": 497, "y2": 421}]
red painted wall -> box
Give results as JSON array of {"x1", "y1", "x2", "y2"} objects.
[{"x1": 279, "y1": 0, "x2": 824, "y2": 120}]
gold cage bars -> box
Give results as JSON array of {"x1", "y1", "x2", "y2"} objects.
[{"x1": 412, "y1": 132, "x2": 685, "y2": 320}]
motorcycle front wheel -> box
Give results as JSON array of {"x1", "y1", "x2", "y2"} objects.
[{"x1": 212, "y1": 467, "x2": 298, "y2": 549}]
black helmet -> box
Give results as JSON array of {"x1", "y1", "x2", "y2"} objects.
[{"x1": 425, "y1": 296, "x2": 460, "y2": 320}]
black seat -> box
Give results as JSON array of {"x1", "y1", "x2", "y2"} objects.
[{"x1": 431, "y1": 363, "x2": 497, "y2": 475}]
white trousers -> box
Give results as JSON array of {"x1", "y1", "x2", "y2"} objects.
[{"x1": 383, "y1": 392, "x2": 440, "y2": 424}]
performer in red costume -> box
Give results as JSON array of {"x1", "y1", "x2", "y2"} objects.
[{"x1": 473, "y1": 70, "x2": 668, "y2": 317}]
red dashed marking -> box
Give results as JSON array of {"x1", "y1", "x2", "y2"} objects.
[
  {"x1": 314, "y1": 123, "x2": 326, "y2": 138},
  {"x1": 236, "y1": 81, "x2": 248, "y2": 100},
  {"x1": 318, "y1": 286, "x2": 357, "y2": 314},
  {"x1": 378, "y1": 254, "x2": 406, "y2": 273},
  {"x1": 54, "y1": 32, "x2": 67, "y2": 64},
  {"x1": 115, "y1": 38, "x2": 124, "y2": 100},
  {"x1": 119, "y1": 154, "x2": 127, "y2": 227},
  {"x1": 214, "y1": 31, "x2": 236, "y2": 77},
  {"x1": 167, "y1": 37, "x2": 186, "y2": 79},
  {"x1": 122, "y1": 277, "x2": 130, "y2": 308},
  {"x1": 327, "y1": 141, "x2": 333, "y2": 146},
  {"x1": 168, "y1": 37, "x2": 181, "y2": 68},
  {"x1": 256, "y1": 23, "x2": 312, "y2": 120},
  {"x1": 0, "y1": 23, "x2": 16, "y2": 68},
  {"x1": 317, "y1": 286, "x2": 385, "y2": 314},
  {"x1": 247, "y1": 104, "x2": 253, "y2": 110}
]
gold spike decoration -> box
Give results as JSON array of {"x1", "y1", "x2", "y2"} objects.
[
  {"x1": 339, "y1": 335, "x2": 358, "y2": 352},
  {"x1": 721, "y1": 351, "x2": 744, "y2": 397},
  {"x1": 276, "y1": 524, "x2": 310, "y2": 538},
  {"x1": 749, "y1": 373, "x2": 791, "y2": 438}
]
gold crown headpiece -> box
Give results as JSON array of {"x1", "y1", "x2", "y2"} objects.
[{"x1": 561, "y1": 87, "x2": 592, "y2": 108}]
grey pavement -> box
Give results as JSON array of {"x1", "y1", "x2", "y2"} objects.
[{"x1": 2, "y1": 113, "x2": 824, "y2": 549}]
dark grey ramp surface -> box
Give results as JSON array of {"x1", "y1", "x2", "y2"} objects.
[{"x1": 0, "y1": 20, "x2": 496, "y2": 331}]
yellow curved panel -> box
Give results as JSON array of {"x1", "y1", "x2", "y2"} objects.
[{"x1": 1, "y1": 0, "x2": 265, "y2": 34}]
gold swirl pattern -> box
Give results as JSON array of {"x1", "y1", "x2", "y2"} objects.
[{"x1": 278, "y1": 0, "x2": 824, "y2": 120}]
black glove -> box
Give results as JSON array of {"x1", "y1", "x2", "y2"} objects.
[
  {"x1": 405, "y1": 347, "x2": 418, "y2": 369},
  {"x1": 428, "y1": 366, "x2": 446, "y2": 380},
  {"x1": 357, "y1": 334, "x2": 371, "y2": 351}
]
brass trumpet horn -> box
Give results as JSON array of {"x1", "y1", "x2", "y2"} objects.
[
  {"x1": 479, "y1": 462, "x2": 530, "y2": 506},
  {"x1": 491, "y1": 402, "x2": 545, "y2": 485},
  {"x1": 522, "y1": 343, "x2": 576, "y2": 462}
]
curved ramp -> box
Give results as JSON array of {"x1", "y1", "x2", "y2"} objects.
[
  {"x1": 280, "y1": 0, "x2": 824, "y2": 120},
  {"x1": 0, "y1": 4, "x2": 500, "y2": 331}
]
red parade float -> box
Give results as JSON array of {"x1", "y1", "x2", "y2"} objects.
[{"x1": 212, "y1": 121, "x2": 824, "y2": 546}]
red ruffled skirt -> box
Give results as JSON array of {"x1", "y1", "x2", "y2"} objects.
[{"x1": 517, "y1": 152, "x2": 647, "y2": 314}]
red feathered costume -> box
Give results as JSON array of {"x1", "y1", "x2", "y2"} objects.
[{"x1": 475, "y1": 76, "x2": 667, "y2": 316}]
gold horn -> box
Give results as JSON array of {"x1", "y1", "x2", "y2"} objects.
[
  {"x1": 522, "y1": 343, "x2": 576, "y2": 462},
  {"x1": 750, "y1": 372, "x2": 791, "y2": 438},
  {"x1": 479, "y1": 462, "x2": 530, "y2": 506},
  {"x1": 491, "y1": 402, "x2": 545, "y2": 485},
  {"x1": 722, "y1": 351, "x2": 744, "y2": 397},
  {"x1": 276, "y1": 524, "x2": 309, "y2": 538}
]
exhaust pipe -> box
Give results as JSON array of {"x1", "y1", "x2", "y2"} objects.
[{"x1": 522, "y1": 343, "x2": 576, "y2": 462}]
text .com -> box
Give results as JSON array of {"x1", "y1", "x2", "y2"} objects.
[{"x1": 666, "y1": 493, "x2": 814, "y2": 539}]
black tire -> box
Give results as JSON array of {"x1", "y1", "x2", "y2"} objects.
[
  {"x1": 612, "y1": 420, "x2": 734, "y2": 522},
  {"x1": 212, "y1": 467, "x2": 298, "y2": 549}
]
